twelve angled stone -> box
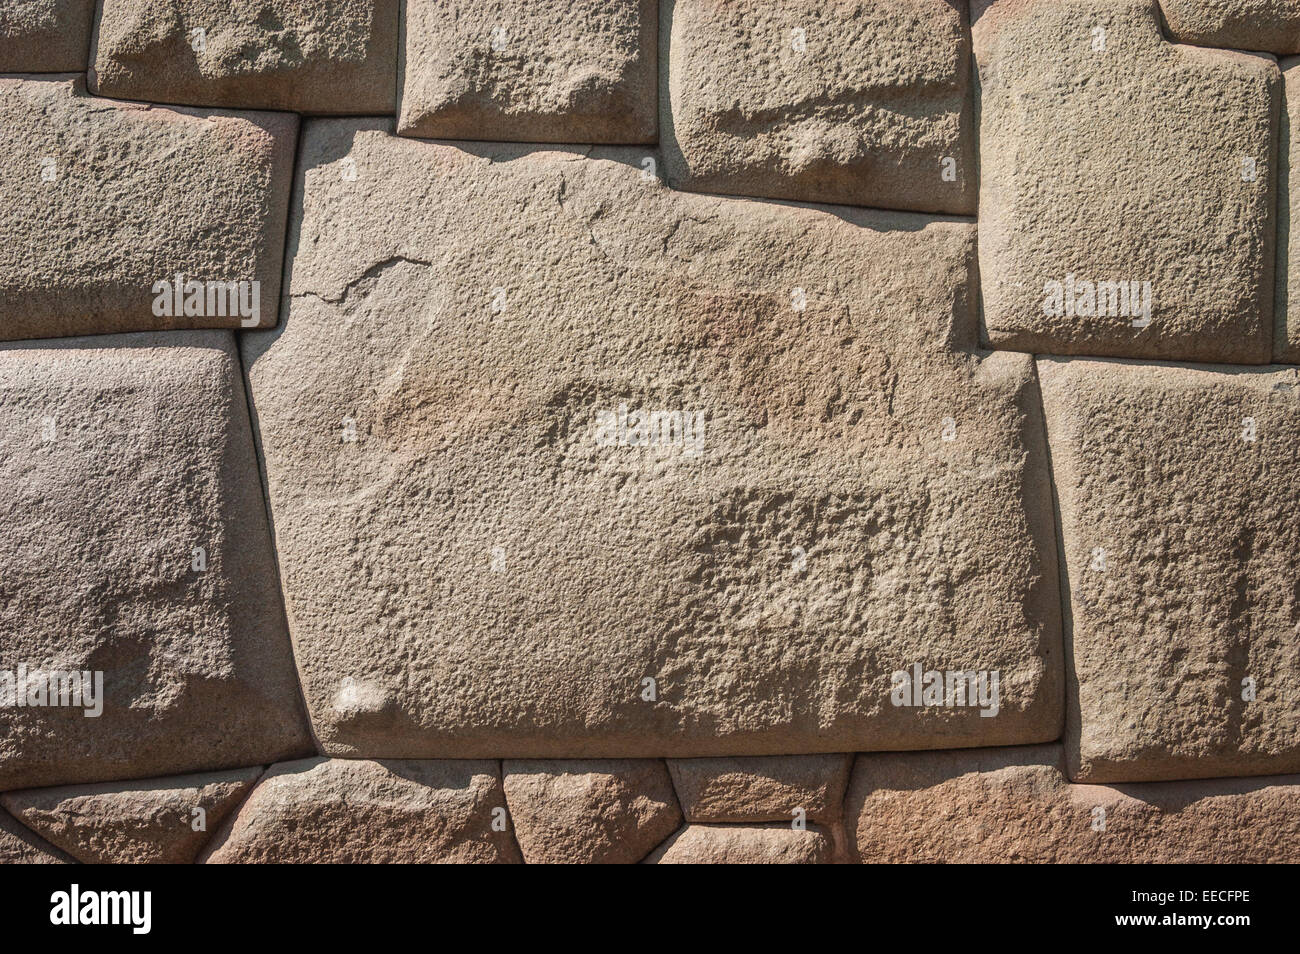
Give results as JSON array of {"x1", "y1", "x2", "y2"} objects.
[
  {"x1": 661, "y1": 0, "x2": 975, "y2": 214},
  {"x1": 398, "y1": 0, "x2": 656, "y2": 143},
  {"x1": 502, "y1": 759, "x2": 681, "y2": 864},
  {"x1": 0, "y1": 1, "x2": 95, "y2": 72},
  {"x1": 667, "y1": 754, "x2": 851, "y2": 823},
  {"x1": 1038, "y1": 356, "x2": 1300, "y2": 783},
  {"x1": 1160, "y1": 0, "x2": 1300, "y2": 55},
  {"x1": 201, "y1": 758, "x2": 522, "y2": 863},
  {"x1": 645, "y1": 824, "x2": 833, "y2": 864},
  {"x1": 974, "y1": 0, "x2": 1279, "y2": 363},
  {"x1": 0, "y1": 808, "x2": 73, "y2": 864},
  {"x1": 0, "y1": 331, "x2": 313, "y2": 789},
  {"x1": 847, "y1": 745, "x2": 1300, "y2": 862},
  {"x1": 90, "y1": 0, "x2": 399, "y2": 113},
  {"x1": 0, "y1": 76, "x2": 296, "y2": 341},
  {"x1": 2, "y1": 766, "x2": 261, "y2": 864},
  {"x1": 244, "y1": 120, "x2": 1063, "y2": 759}
]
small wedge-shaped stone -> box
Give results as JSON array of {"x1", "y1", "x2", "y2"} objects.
[
  {"x1": 1039, "y1": 357, "x2": 1300, "y2": 782},
  {"x1": 661, "y1": 0, "x2": 974, "y2": 213},
  {"x1": 503, "y1": 759, "x2": 681, "y2": 864},
  {"x1": 0, "y1": 332, "x2": 313, "y2": 789},
  {"x1": 90, "y1": 0, "x2": 399, "y2": 113},
  {"x1": 974, "y1": 0, "x2": 1279, "y2": 363},
  {"x1": 1161, "y1": 1, "x2": 1300, "y2": 55},
  {"x1": 398, "y1": 0, "x2": 656, "y2": 142},
  {"x1": 847, "y1": 746, "x2": 1300, "y2": 862},
  {"x1": 645, "y1": 824, "x2": 832, "y2": 864},
  {"x1": 0, "y1": 809, "x2": 73, "y2": 864},
  {"x1": 667, "y1": 755, "x2": 851, "y2": 824},
  {"x1": 201, "y1": 758, "x2": 521, "y2": 863},
  {"x1": 2, "y1": 767, "x2": 261, "y2": 864},
  {"x1": 0, "y1": 76, "x2": 295, "y2": 341},
  {"x1": 244, "y1": 121, "x2": 1063, "y2": 759},
  {"x1": 0, "y1": 1, "x2": 95, "y2": 72}
]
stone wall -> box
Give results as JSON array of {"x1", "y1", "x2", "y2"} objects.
[{"x1": 1, "y1": 0, "x2": 1297, "y2": 864}]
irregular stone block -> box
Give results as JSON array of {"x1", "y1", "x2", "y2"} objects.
[
  {"x1": 0, "y1": 1, "x2": 95, "y2": 72},
  {"x1": 667, "y1": 754, "x2": 851, "y2": 823},
  {"x1": 90, "y1": 0, "x2": 399, "y2": 113},
  {"x1": 0, "y1": 332, "x2": 313, "y2": 789},
  {"x1": 502, "y1": 759, "x2": 681, "y2": 864},
  {"x1": 1160, "y1": 0, "x2": 1300, "y2": 55},
  {"x1": 1039, "y1": 356, "x2": 1300, "y2": 782},
  {"x1": 1277, "y1": 57, "x2": 1300, "y2": 361},
  {"x1": 974, "y1": 0, "x2": 1279, "y2": 363},
  {"x1": 201, "y1": 758, "x2": 521, "y2": 863},
  {"x1": 0, "y1": 809, "x2": 73, "y2": 864},
  {"x1": 2, "y1": 767, "x2": 261, "y2": 864},
  {"x1": 847, "y1": 746, "x2": 1300, "y2": 862},
  {"x1": 645, "y1": 824, "x2": 832, "y2": 864},
  {"x1": 660, "y1": 0, "x2": 975, "y2": 214},
  {"x1": 244, "y1": 120, "x2": 1063, "y2": 758},
  {"x1": 0, "y1": 76, "x2": 296, "y2": 341},
  {"x1": 398, "y1": 0, "x2": 656, "y2": 142}
]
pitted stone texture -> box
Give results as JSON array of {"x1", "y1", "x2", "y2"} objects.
[
  {"x1": 0, "y1": 1, "x2": 95, "y2": 72},
  {"x1": 245, "y1": 120, "x2": 1063, "y2": 759},
  {"x1": 90, "y1": 0, "x2": 399, "y2": 113},
  {"x1": 847, "y1": 746, "x2": 1300, "y2": 862},
  {"x1": 398, "y1": 0, "x2": 656, "y2": 143},
  {"x1": 1039, "y1": 357, "x2": 1300, "y2": 783},
  {"x1": 668, "y1": 755, "x2": 851, "y2": 823},
  {"x1": 0, "y1": 332, "x2": 313, "y2": 789},
  {"x1": 502, "y1": 759, "x2": 681, "y2": 864},
  {"x1": 1277, "y1": 57, "x2": 1300, "y2": 361},
  {"x1": 0, "y1": 76, "x2": 295, "y2": 341},
  {"x1": 974, "y1": 0, "x2": 1278, "y2": 363},
  {"x1": 0, "y1": 809, "x2": 73, "y2": 864},
  {"x1": 201, "y1": 758, "x2": 521, "y2": 863},
  {"x1": 645, "y1": 824, "x2": 832, "y2": 863},
  {"x1": 2, "y1": 767, "x2": 261, "y2": 864},
  {"x1": 1160, "y1": 1, "x2": 1300, "y2": 55},
  {"x1": 661, "y1": 0, "x2": 974, "y2": 214}
]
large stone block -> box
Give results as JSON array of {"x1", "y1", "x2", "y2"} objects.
[
  {"x1": 89, "y1": 0, "x2": 399, "y2": 113},
  {"x1": 661, "y1": 0, "x2": 974, "y2": 214},
  {"x1": 667, "y1": 754, "x2": 851, "y2": 823},
  {"x1": 0, "y1": 1, "x2": 95, "y2": 72},
  {"x1": 644, "y1": 823, "x2": 832, "y2": 863},
  {"x1": 200, "y1": 758, "x2": 522, "y2": 863},
  {"x1": 502, "y1": 759, "x2": 681, "y2": 863},
  {"x1": 0, "y1": 331, "x2": 313, "y2": 789},
  {"x1": 244, "y1": 120, "x2": 1063, "y2": 759},
  {"x1": 1160, "y1": 1, "x2": 1300, "y2": 55},
  {"x1": 0, "y1": 76, "x2": 296, "y2": 341},
  {"x1": 847, "y1": 746, "x2": 1300, "y2": 862},
  {"x1": 2, "y1": 767, "x2": 261, "y2": 863},
  {"x1": 397, "y1": 0, "x2": 656, "y2": 142},
  {"x1": 1039, "y1": 356, "x2": 1300, "y2": 782},
  {"x1": 974, "y1": 0, "x2": 1279, "y2": 363}
]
